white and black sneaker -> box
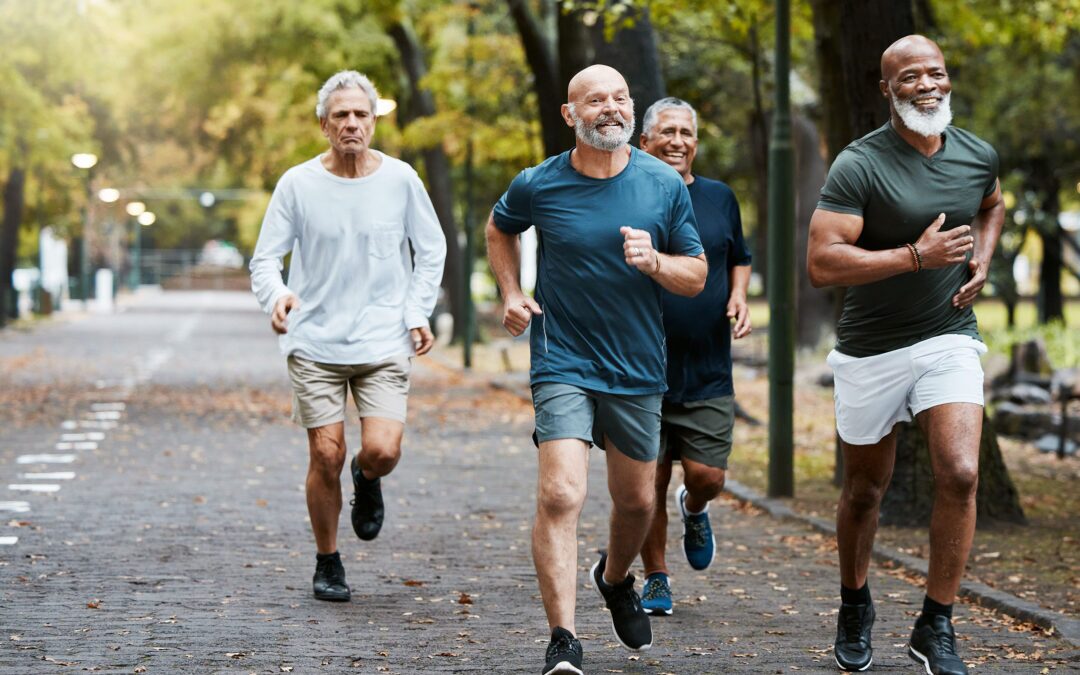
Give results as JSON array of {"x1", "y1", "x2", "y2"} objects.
[
  {"x1": 909, "y1": 615, "x2": 967, "y2": 675},
  {"x1": 590, "y1": 552, "x2": 652, "y2": 651},
  {"x1": 542, "y1": 626, "x2": 583, "y2": 675}
]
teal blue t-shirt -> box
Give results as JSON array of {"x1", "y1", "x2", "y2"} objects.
[{"x1": 493, "y1": 147, "x2": 704, "y2": 394}]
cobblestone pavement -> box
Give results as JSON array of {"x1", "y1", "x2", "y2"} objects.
[{"x1": 0, "y1": 291, "x2": 1074, "y2": 673}]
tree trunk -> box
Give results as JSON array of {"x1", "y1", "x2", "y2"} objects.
[
  {"x1": 557, "y1": 6, "x2": 592, "y2": 99},
  {"x1": 387, "y1": 20, "x2": 466, "y2": 340},
  {"x1": 0, "y1": 166, "x2": 26, "y2": 324},
  {"x1": 810, "y1": 0, "x2": 852, "y2": 163},
  {"x1": 1038, "y1": 225, "x2": 1064, "y2": 323},
  {"x1": 588, "y1": 3, "x2": 666, "y2": 144},
  {"x1": 881, "y1": 414, "x2": 1026, "y2": 526},
  {"x1": 748, "y1": 22, "x2": 769, "y2": 292},
  {"x1": 838, "y1": 0, "x2": 914, "y2": 137},
  {"x1": 507, "y1": 0, "x2": 572, "y2": 157},
  {"x1": 793, "y1": 113, "x2": 833, "y2": 349}
]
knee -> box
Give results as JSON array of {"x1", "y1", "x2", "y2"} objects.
[
  {"x1": 537, "y1": 480, "x2": 586, "y2": 519},
  {"x1": 842, "y1": 477, "x2": 888, "y2": 514},
  {"x1": 612, "y1": 487, "x2": 654, "y2": 520},
  {"x1": 936, "y1": 461, "x2": 979, "y2": 500},
  {"x1": 309, "y1": 440, "x2": 346, "y2": 477},
  {"x1": 685, "y1": 466, "x2": 726, "y2": 500},
  {"x1": 361, "y1": 441, "x2": 401, "y2": 477}
]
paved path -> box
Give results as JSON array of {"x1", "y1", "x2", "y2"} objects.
[{"x1": 0, "y1": 291, "x2": 1073, "y2": 673}]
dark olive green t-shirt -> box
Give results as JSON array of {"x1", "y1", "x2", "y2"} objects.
[{"x1": 817, "y1": 123, "x2": 999, "y2": 357}]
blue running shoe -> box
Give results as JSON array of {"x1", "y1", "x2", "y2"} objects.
[
  {"x1": 677, "y1": 484, "x2": 715, "y2": 570},
  {"x1": 641, "y1": 573, "x2": 673, "y2": 616}
]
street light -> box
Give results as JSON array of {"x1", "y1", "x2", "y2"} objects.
[
  {"x1": 71, "y1": 152, "x2": 99, "y2": 302},
  {"x1": 137, "y1": 211, "x2": 156, "y2": 226},
  {"x1": 125, "y1": 202, "x2": 148, "y2": 289},
  {"x1": 98, "y1": 188, "x2": 120, "y2": 203},
  {"x1": 126, "y1": 201, "x2": 146, "y2": 217},
  {"x1": 376, "y1": 98, "x2": 397, "y2": 117}
]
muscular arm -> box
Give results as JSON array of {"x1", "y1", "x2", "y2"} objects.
[
  {"x1": 806, "y1": 210, "x2": 914, "y2": 288},
  {"x1": 953, "y1": 181, "x2": 1005, "y2": 308},
  {"x1": 485, "y1": 212, "x2": 541, "y2": 335},
  {"x1": 650, "y1": 252, "x2": 708, "y2": 297}
]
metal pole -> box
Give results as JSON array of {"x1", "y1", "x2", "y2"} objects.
[
  {"x1": 462, "y1": 3, "x2": 477, "y2": 369},
  {"x1": 80, "y1": 171, "x2": 92, "y2": 302},
  {"x1": 130, "y1": 218, "x2": 142, "y2": 290},
  {"x1": 767, "y1": 0, "x2": 795, "y2": 498}
]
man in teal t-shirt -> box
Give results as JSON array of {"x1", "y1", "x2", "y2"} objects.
[
  {"x1": 807, "y1": 36, "x2": 1004, "y2": 675},
  {"x1": 486, "y1": 65, "x2": 706, "y2": 675}
]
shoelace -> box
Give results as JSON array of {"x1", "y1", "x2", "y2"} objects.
[
  {"x1": 933, "y1": 627, "x2": 957, "y2": 656},
  {"x1": 684, "y1": 516, "x2": 710, "y2": 548},
  {"x1": 316, "y1": 558, "x2": 344, "y2": 584},
  {"x1": 642, "y1": 580, "x2": 668, "y2": 601},
  {"x1": 547, "y1": 633, "x2": 577, "y2": 658},
  {"x1": 610, "y1": 582, "x2": 643, "y2": 614},
  {"x1": 841, "y1": 607, "x2": 867, "y2": 644}
]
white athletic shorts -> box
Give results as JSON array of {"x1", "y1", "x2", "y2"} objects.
[{"x1": 826, "y1": 334, "x2": 987, "y2": 446}]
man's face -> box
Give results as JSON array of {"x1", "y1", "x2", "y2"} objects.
[
  {"x1": 564, "y1": 79, "x2": 635, "y2": 152},
  {"x1": 320, "y1": 88, "x2": 376, "y2": 155},
  {"x1": 882, "y1": 48, "x2": 953, "y2": 137},
  {"x1": 641, "y1": 108, "x2": 697, "y2": 177}
]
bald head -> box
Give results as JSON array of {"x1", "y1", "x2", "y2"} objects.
[
  {"x1": 881, "y1": 35, "x2": 944, "y2": 81},
  {"x1": 567, "y1": 64, "x2": 628, "y2": 102}
]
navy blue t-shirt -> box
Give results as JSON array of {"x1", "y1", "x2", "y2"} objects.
[
  {"x1": 662, "y1": 176, "x2": 752, "y2": 402},
  {"x1": 493, "y1": 148, "x2": 704, "y2": 394}
]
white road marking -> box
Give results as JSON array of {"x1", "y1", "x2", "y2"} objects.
[
  {"x1": 19, "y1": 472, "x2": 75, "y2": 480},
  {"x1": 8, "y1": 484, "x2": 61, "y2": 493},
  {"x1": 17, "y1": 454, "x2": 76, "y2": 464},
  {"x1": 90, "y1": 402, "x2": 126, "y2": 412},
  {"x1": 54, "y1": 442, "x2": 97, "y2": 451},
  {"x1": 0, "y1": 536, "x2": 18, "y2": 545},
  {"x1": 0, "y1": 502, "x2": 31, "y2": 513},
  {"x1": 86, "y1": 411, "x2": 122, "y2": 420},
  {"x1": 60, "y1": 432, "x2": 105, "y2": 442},
  {"x1": 61, "y1": 420, "x2": 78, "y2": 430},
  {"x1": 78, "y1": 420, "x2": 117, "y2": 430}
]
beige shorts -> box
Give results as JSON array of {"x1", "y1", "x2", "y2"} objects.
[{"x1": 287, "y1": 355, "x2": 412, "y2": 429}]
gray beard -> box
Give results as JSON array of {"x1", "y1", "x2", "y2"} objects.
[
  {"x1": 568, "y1": 105, "x2": 634, "y2": 152},
  {"x1": 892, "y1": 92, "x2": 952, "y2": 137}
]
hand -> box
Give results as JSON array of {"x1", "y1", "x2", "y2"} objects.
[
  {"x1": 271, "y1": 294, "x2": 300, "y2": 334},
  {"x1": 502, "y1": 291, "x2": 542, "y2": 336},
  {"x1": 410, "y1": 326, "x2": 435, "y2": 356},
  {"x1": 913, "y1": 213, "x2": 974, "y2": 270},
  {"x1": 620, "y1": 226, "x2": 658, "y2": 274},
  {"x1": 727, "y1": 295, "x2": 751, "y2": 339},
  {"x1": 953, "y1": 258, "x2": 987, "y2": 308}
]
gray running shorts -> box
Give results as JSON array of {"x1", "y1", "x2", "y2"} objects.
[
  {"x1": 659, "y1": 395, "x2": 735, "y2": 469},
  {"x1": 531, "y1": 382, "x2": 662, "y2": 462}
]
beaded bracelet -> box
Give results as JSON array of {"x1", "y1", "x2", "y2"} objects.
[{"x1": 904, "y1": 243, "x2": 922, "y2": 272}]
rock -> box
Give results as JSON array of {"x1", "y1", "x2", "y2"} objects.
[
  {"x1": 991, "y1": 383, "x2": 1053, "y2": 405},
  {"x1": 1034, "y1": 433, "x2": 1077, "y2": 456}
]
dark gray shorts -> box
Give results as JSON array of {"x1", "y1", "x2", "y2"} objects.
[
  {"x1": 531, "y1": 382, "x2": 662, "y2": 462},
  {"x1": 659, "y1": 395, "x2": 735, "y2": 469}
]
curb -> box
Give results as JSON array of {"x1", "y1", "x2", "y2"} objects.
[
  {"x1": 723, "y1": 479, "x2": 1080, "y2": 648},
  {"x1": 484, "y1": 372, "x2": 1080, "y2": 648}
]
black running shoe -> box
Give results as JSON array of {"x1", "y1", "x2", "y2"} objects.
[
  {"x1": 834, "y1": 600, "x2": 874, "y2": 671},
  {"x1": 909, "y1": 615, "x2": 968, "y2": 675},
  {"x1": 590, "y1": 553, "x2": 652, "y2": 651},
  {"x1": 312, "y1": 552, "x2": 350, "y2": 602},
  {"x1": 542, "y1": 626, "x2": 583, "y2": 675},
  {"x1": 350, "y1": 454, "x2": 384, "y2": 541}
]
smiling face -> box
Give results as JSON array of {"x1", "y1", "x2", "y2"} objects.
[
  {"x1": 880, "y1": 36, "x2": 953, "y2": 137},
  {"x1": 319, "y1": 87, "x2": 376, "y2": 156},
  {"x1": 562, "y1": 65, "x2": 635, "y2": 152},
  {"x1": 641, "y1": 108, "x2": 698, "y2": 179}
]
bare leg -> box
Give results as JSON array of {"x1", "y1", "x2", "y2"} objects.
[
  {"x1": 604, "y1": 437, "x2": 656, "y2": 584},
  {"x1": 681, "y1": 457, "x2": 726, "y2": 513},
  {"x1": 306, "y1": 422, "x2": 348, "y2": 554},
  {"x1": 836, "y1": 430, "x2": 897, "y2": 589},
  {"x1": 917, "y1": 403, "x2": 982, "y2": 604},
  {"x1": 640, "y1": 455, "x2": 674, "y2": 576},
  {"x1": 533, "y1": 439, "x2": 590, "y2": 634},
  {"x1": 357, "y1": 417, "x2": 405, "y2": 479}
]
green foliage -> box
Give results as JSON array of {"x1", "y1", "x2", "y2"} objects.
[{"x1": 982, "y1": 320, "x2": 1079, "y2": 369}]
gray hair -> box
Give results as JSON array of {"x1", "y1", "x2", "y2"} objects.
[
  {"x1": 315, "y1": 70, "x2": 379, "y2": 119},
  {"x1": 642, "y1": 97, "x2": 698, "y2": 138}
]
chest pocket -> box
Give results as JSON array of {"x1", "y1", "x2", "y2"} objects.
[{"x1": 369, "y1": 224, "x2": 404, "y2": 260}]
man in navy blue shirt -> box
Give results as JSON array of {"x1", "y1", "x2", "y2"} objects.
[
  {"x1": 637, "y1": 98, "x2": 753, "y2": 617},
  {"x1": 485, "y1": 66, "x2": 707, "y2": 675}
]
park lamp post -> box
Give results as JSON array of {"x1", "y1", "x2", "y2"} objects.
[
  {"x1": 71, "y1": 152, "x2": 98, "y2": 303},
  {"x1": 126, "y1": 201, "x2": 147, "y2": 288}
]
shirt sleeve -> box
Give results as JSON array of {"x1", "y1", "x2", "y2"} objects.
[
  {"x1": 666, "y1": 182, "x2": 704, "y2": 256},
  {"x1": 402, "y1": 171, "x2": 448, "y2": 330},
  {"x1": 983, "y1": 142, "x2": 1000, "y2": 198},
  {"x1": 249, "y1": 175, "x2": 297, "y2": 315},
  {"x1": 727, "y1": 193, "x2": 752, "y2": 268},
  {"x1": 817, "y1": 149, "x2": 870, "y2": 216},
  {"x1": 492, "y1": 168, "x2": 534, "y2": 234}
]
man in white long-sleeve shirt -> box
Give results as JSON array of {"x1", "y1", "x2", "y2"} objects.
[{"x1": 250, "y1": 70, "x2": 446, "y2": 602}]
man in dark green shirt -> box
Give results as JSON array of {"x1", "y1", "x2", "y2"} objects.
[{"x1": 807, "y1": 35, "x2": 1004, "y2": 675}]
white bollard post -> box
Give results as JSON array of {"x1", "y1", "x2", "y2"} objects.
[{"x1": 94, "y1": 269, "x2": 114, "y2": 313}]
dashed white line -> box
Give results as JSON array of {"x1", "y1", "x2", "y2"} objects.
[
  {"x1": 0, "y1": 536, "x2": 18, "y2": 545},
  {"x1": 86, "y1": 411, "x2": 122, "y2": 421},
  {"x1": 0, "y1": 501, "x2": 31, "y2": 513},
  {"x1": 8, "y1": 484, "x2": 61, "y2": 493},
  {"x1": 54, "y1": 441, "x2": 98, "y2": 451},
  {"x1": 17, "y1": 454, "x2": 76, "y2": 464},
  {"x1": 60, "y1": 432, "x2": 105, "y2": 442},
  {"x1": 19, "y1": 472, "x2": 75, "y2": 480},
  {"x1": 90, "y1": 402, "x2": 126, "y2": 412}
]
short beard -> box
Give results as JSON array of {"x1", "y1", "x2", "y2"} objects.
[
  {"x1": 891, "y1": 91, "x2": 952, "y2": 138},
  {"x1": 567, "y1": 103, "x2": 634, "y2": 152}
]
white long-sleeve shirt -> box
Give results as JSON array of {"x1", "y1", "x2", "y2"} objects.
[{"x1": 250, "y1": 152, "x2": 447, "y2": 364}]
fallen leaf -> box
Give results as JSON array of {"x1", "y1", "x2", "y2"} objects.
[
  {"x1": 403, "y1": 579, "x2": 425, "y2": 587},
  {"x1": 86, "y1": 599, "x2": 101, "y2": 609},
  {"x1": 457, "y1": 592, "x2": 473, "y2": 605}
]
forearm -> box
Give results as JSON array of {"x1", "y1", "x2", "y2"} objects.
[
  {"x1": 971, "y1": 200, "x2": 1005, "y2": 266},
  {"x1": 729, "y1": 264, "x2": 751, "y2": 300},
  {"x1": 650, "y1": 253, "x2": 707, "y2": 297},
  {"x1": 485, "y1": 215, "x2": 524, "y2": 297},
  {"x1": 808, "y1": 243, "x2": 914, "y2": 288}
]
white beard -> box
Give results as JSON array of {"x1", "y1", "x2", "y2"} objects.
[
  {"x1": 568, "y1": 105, "x2": 634, "y2": 152},
  {"x1": 892, "y1": 92, "x2": 952, "y2": 137}
]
